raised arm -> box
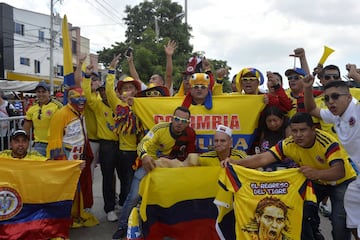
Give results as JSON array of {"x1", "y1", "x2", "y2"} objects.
[
  {"x1": 126, "y1": 52, "x2": 141, "y2": 82},
  {"x1": 82, "y1": 64, "x2": 98, "y2": 110},
  {"x1": 105, "y1": 54, "x2": 126, "y2": 112},
  {"x1": 303, "y1": 75, "x2": 321, "y2": 118},
  {"x1": 222, "y1": 151, "x2": 276, "y2": 169},
  {"x1": 290, "y1": 48, "x2": 310, "y2": 75},
  {"x1": 74, "y1": 53, "x2": 87, "y2": 87},
  {"x1": 346, "y1": 63, "x2": 360, "y2": 83},
  {"x1": 164, "y1": 40, "x2": 177, "y2": 93}
]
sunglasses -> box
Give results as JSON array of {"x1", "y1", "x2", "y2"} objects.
[
  {"x1": 324, "y1": 93, "x2": 349, "y2": 102},
  {"x1": 173, "y1": 116, "x2": 190, "y2": 124},
  {"x1": 146, "y1": 91, "x2": 161, "y2": 97},
  {"x1": 287, "y1": 75, "x2": 302, "y2": 81},
  {"x1": 241, "y1": 77, "x2": 258, "y2": 82},
  {"x1": 38, "y1": 108, "x2": 42, "y2": 120},
  {"x1": 323, "y1": 74, "x2": 340, "y2": 81},
  {"x1": 192, "y1": 85, "x2": 207, "y2": 90}
]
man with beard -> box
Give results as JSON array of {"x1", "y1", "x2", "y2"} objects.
[
  {"x1": 112, "y1": 106, "x2": 196, "y2": 240},
  {"x1": 222, "y1": 112, "x2": 356, "y2": 240}
]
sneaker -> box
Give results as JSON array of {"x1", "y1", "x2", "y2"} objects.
[
  {"x1": 112, "y1": 227, "x2": 127, "y2": 240},
  {"x1": 319, "y1": 202, "x2": 331, "y2": 218},
  {"x1": 107, "y1": 211, "x2": 118, "y2": 222}
]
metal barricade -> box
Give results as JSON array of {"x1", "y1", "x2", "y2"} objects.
[{"x1": 0, "y1": 116, "x2": 33, "y2": 151}]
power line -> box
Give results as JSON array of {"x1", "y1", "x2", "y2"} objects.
[{"x1": 85, "y1": 0, "x2": 125, "y2": 27}]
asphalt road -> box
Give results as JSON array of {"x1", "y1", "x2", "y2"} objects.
[{"x1": 69, "y1": 167, "x2": 342, "y2": 240}]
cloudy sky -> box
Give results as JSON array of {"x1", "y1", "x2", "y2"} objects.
[{"x1": 3, "y1": 0, "x2": 360, "y2": 88}]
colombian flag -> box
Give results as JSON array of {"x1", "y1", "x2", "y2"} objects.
[
  {"x1": 62, "y1": 15, "x2": 74, "y2": 104},
  {"x1": 0, "y1": 158, "x2": 81, "y2": 240},
  {"x1": 138, "y1": 167, "x2": 222, "y2": 240}
]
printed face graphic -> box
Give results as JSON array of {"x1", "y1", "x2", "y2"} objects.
[{"x1": 257, "y1": 205, "x2": 286, "y2": 240}]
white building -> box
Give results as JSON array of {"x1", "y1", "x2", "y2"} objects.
[{"x1": 0, "y1": 3, "x2": 93, "y2": 93}]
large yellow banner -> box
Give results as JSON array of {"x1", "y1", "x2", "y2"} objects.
[{"x1": 133, "y1": 95, "x2": 265, "y2": 152}]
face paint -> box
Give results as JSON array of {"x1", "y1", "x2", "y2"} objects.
[{"x1": 68, "y1": 88, "x2": 86, "y2": 112}]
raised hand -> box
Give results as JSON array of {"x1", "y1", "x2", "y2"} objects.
[
  {"x1": 302, "y1": 74, "x2": 315, "y2": 88},
  {"x1": 110, "y1": 53, "x2": 122, "y2": 68},
  {"x1": 289, "y1": 48, "x2": 305, "y2": 58},
  {"x1": 164, "y1": 40, "x2": 177, "y2": 56}
]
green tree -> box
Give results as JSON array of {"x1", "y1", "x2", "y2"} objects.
[{"x1": 96, "y1": 0, "x2": 232, "y2": 91}]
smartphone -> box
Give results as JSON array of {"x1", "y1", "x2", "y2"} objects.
[{"x1": 125, "y1": 47, "x2": 133, "y2": 57}]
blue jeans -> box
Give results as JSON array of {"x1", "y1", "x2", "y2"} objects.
[
  {"x1": 302, "y1": 179, "x2": 353, "y2": 240},
  {"x1": 33, "y1": 142, "x2": 47, "y2": 156},
  {"x1": 117, "y1": 167, "x2": 146, "y2": 229}
]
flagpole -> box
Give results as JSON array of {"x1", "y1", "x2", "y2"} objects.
[{"x1": 49, "y1": 0, "x2": 54, "y2": 95}]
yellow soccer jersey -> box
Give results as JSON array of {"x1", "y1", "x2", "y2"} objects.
[
  {"x1": 25, "y1": 100, "x2": 62, "y2": 143},
  {"x1": 81, "y1": 80, "x2": 101, "y2": 141},
  {"x1": 138, "y1": 122, "x2": 176, "y2": 159},
  {"x1": 215, "y1": 166, "x2": 316, "y2": 240},
  {"x1": 0, "y1": 150, "x2": 47, "y2": 161},
  {"x1": 138, "y1": 122, "x2": 196, "y2": 161},
  {"x1": 106, "y1": 70, "x2": 141, "y2": 151},
  {"x1": 83, "y1": 77, "x2": 118, "y2": 141},
  {"x1": 198, "y1": 149, "x2": 247, "y2": 166},
  {"x1": 270, "y1": 129, "x2": 356, "y2": 185}
]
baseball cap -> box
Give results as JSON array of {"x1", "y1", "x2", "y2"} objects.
[
  {"x1": 285, "y1": 67, "x2": 306, "y2": 77},
  {"x1": 216, "y1": 125, "x2": 232, "y2": 137},
  {"x1": 10, "y1": 129, "x2": 29, "y2": 140},
  {"x1": 35, "y1": 81, "x2": 50, "y2": 91}
]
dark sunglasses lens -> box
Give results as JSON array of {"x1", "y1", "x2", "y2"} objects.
[
  {"x1": 324, "y1": 75, "x2": 340, "y2": 80},
  {"x1": 324, "y1": 93, "x2": 340, "y2": 102}
]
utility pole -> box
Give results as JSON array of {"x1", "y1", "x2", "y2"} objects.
[
  {"x1": 184, "y1": 0, "x2": 187, "y2": 25},
  {"x1": 49, "y1": 0, "x2": 54, "y2": 95},
  {"x1": 154, "y1": 16, "x2": 159, "y2": 43}
]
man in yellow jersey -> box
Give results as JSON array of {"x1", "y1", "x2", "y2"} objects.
[
  {"x1": 223, "y1": 113, "x2": 356, "y2": 240},
  {"x1": 47, "y1": 87, "x2": 98, "y2": 228},
  {"x1": 75, "y1": 54, "x2": 102, "y2": 180},
  {"x1": 0, "y1": 129, "x2": 46, "y2": 160},
  {"x1": 23, "y1": 81, "x2": 62, "y2": 156},
  {"x1": 83, "y1": 64, "x2": 121, "y2": 222},
  {"x1": 112, "y1": 106, "x2": 196, "y2": 240},
  {"x1": 105, "y1": 54, "x2": 144, "y2": 218}
]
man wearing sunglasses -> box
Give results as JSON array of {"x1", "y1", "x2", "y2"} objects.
[
  {"x1": 304, "y1": 78, "x2": 360, "y2": 240},
  {"x1": 285, "y1": 68, "x2": 322, "y2": 118},
  {"x1": 23, "y1": 81, "x2": 63, "y2": 156},
  {"x1": 112, "y1": 106, "x2": 196, "y2": 240}
]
